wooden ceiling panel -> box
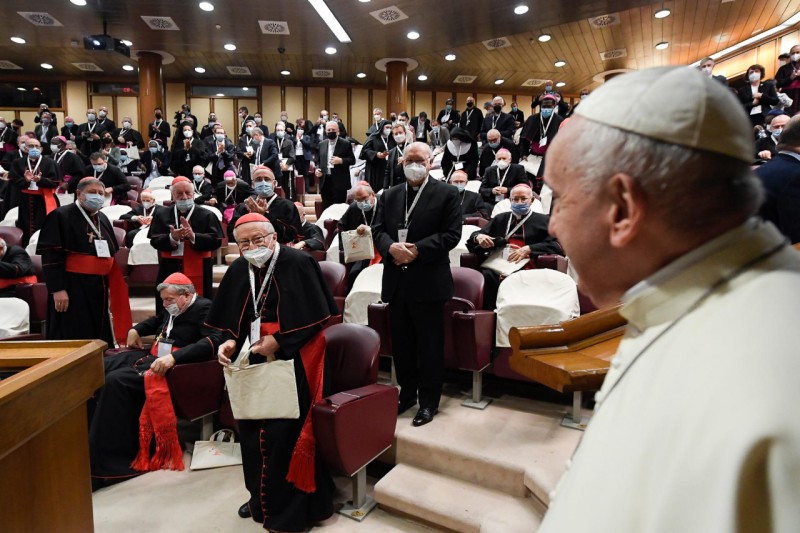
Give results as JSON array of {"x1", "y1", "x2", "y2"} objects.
[{"x1": 0, "y1": 0, "x2": 797, "y2": 95}]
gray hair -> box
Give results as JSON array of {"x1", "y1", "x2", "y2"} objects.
[
  {"x1": 403, "y1": 141, "x2": 432, "y2": 160},
  {"x1": 0, "y1": 238, "x2": 6, "y2": 248},
  {"x1": 568, "y1": 119, "x2": 763, "y2": 234},
  {"x1": 155, "y1": 282, "x2": 195, "y2": 295},
  {"x1": 232, "y1": 220, "x2": 275, "y2": 240},
  {"x1": 77, "y1": 177, "x2": 104, "y2": 192}
]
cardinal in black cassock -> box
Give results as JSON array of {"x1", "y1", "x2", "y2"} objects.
[
  {"x1": 10, "y1": 146, "x2": 60, "y2": 243},
  {"x1": 228, "y1": 167, "x2": 302, "y2": 244}
]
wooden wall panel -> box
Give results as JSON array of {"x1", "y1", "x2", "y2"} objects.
[
  {"x1": 65, "y1": 81, "x2": 88, "y2": 119},
  {"x1": 716, "y1": 49, "x2": 759, "y2": 79},
  {"x1": 116, "y1": 97, "x2": 139, "y2": 129},
  {"x1": 329, "y1": 88, "x2": 348, "y2": 126},
  {"x1": 90, "y1": 95, "x2": 113, "y2": 117},
  {"x1": 413, "y1": 91, "x2": 433, "y2": 117},
  {"x1": 307, "y1": 87, "x2": 326, "y2": 119},
  {"x1": 351, "y1": 88, "x2": 369, "y2": 138},
  {"x1": 165, "y1": 83, "x2": 186, "y2": 126},
  {"x1": 435, "y1": 92, "x2": 452, "y2": 117},
  {"x1": 19, "y1": 112, "x2": 38, "y2": 133},
  {"x1": 284, "y1": 87, "x2": 304, "y2": 123},
  {"x1": 477, "y1": 93, "x2": 494, "y2": 109},
  {"x1": 374, "y1": 89, "x2": 387, "y2": 115},
  {"x1": 261, "y1": 86, "x2": 282, "y2": 130},
  {"x1": 189, "y1": 98, "x2": 211, "y2": 128},
  {"x1": 212, "y1": 99, "x2": 235, "y2": 136},
  {"x1": 237, "y1": 98, "x2": 258, "y2": 133}
]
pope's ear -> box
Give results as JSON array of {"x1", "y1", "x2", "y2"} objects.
[{"x1": 605, "y1": 173, "x2": 644, "y2": 249}]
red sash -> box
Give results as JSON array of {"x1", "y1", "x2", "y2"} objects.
[
  {"x1": 369, "y1": 250, "x2": 382, "y2": 267},
  {"x1": 258, "y1": 321, "x2": 326, "y2": 493},
  {"x1": 0, "y1": 275, "x2": 38, "y2": 289},
  {"x1": 65, "y1": 254, "x2": 133, "y2": 345},
  {"x1": 509, "y1": 236, "x2": 536, "y2": 270},
  {"x1": 21, "y1": 187, "x2": 58, "y2": 214},
  {"x1": 159, "y1": 246, "x2": 212, "y2": 297}
]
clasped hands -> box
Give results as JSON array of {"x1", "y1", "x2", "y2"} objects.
[
  {"x1": 390, "y1": 242, "x2": 418, "y2": 266},
  {"x1": 244, "y1": 196, "x2": 267, "y2": 215},
  {"x1": 24, "y1": 170, "x2": 41, "y2": 183},
  {"x1": 169, "y1": 216, "x2": 195, "y2": 242},
  {"x1": 474, "y1": 234, "x2": 530, "y2": 263}
]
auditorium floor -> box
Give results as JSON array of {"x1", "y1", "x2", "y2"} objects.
[{"x1": 93, "y1": 375, "x2": 586, "y2": 532}]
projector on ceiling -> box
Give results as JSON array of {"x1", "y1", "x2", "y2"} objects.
[{"x1": 83, "y1": 35, "x2": 130, "y2": 57}]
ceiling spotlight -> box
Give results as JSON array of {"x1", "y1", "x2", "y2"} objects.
[
  {"x1": 654, "y1": 9, "x2": 671, "y2": 19},
  {"x1": 194, "y1": 66, "x2": 206, "y2": 73},
  {"x1": 224, "y1": 43, "x2": 236, "y2": 51},
  {"x1": 356, "y1": 72, "x2": 367, "y2": 78},
  {"x1": 11, "y1": 36, "x2": 26, "y2": 44},
  {"x1": 70, "y1": 0, "x2": 87, "y2": 5},
  {"x1": 216, "y1": 93, "x2": 224, "y2": 97},
  {"x1": 121, "y1": 39, "x2": 133, "y2": 47},
  {"x1": 418, "y1": 74, "x2": 428, "y2": 81},
  {"x1": 41, "y1": 63, "x2": 53, "y2": 69},
  {"x1": 554, "y1": 60, "x2": 566, "y2": 67},
  {"x1": 655, "y1": 41, "x2": 670, "y2": 50},
  {"x1": 199, "y1": 2, "x2": 215, "y2": 11},
  {"x1": 17, "y1": 87, "x2": 26, "y2": 92},
  {"x1": 514, "y1": 5, "x2": 529, "y2": 15},
  {"x1": 555, "y1": 81, "x2": 566, "y2": 87},
  {"x1": 325, "y1": 46, "x2": 337, "y2": 55},
  {"x1": 280, "y1": 70, "x2": 291, "y2": 75},
  {"x1": 445, "y1": 53, "x2": 456, "y2": 61},
  {"x1": 243, "y1": 87, "x2": 250, "y2": 91},
  {"x1": 122, "y1": 65, "x2": 135, "y2": 71},
  {"x1": 358, "y1": 0, "x2": 371, "y2": 2},
  {"x1": 494, "y1": 79, "x2": 505, "y2": 85},
  {"x1": 407, "y1": 31, "x2": 420, "y2": 40},
  {"x1": 538, "y1": 34, "x2": 551, "y2": 42}
]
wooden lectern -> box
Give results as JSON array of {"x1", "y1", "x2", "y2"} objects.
[{"x1": 0, "y1": 340, "x2": 106, "y2": 533}]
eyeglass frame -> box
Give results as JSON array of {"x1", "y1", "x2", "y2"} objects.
[{"x1": 236, "y1": 232, "x2": 275, "y2": 250}]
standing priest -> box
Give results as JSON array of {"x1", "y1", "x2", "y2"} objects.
[{"x1": 10, "y1": 136, "x2": 59, "y2": 243}]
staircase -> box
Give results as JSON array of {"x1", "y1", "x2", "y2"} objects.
[{"x1": 374, "y1": 392, "x2": 585, "y2": 532}]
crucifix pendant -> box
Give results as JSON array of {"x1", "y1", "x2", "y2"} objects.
[{"x1": 88, "y1": 232, "x2": 94, "y2": 243}]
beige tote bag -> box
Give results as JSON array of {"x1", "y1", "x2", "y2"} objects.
[{"x1": 223, "y1": 347, "x2": 300, "y2": 420}]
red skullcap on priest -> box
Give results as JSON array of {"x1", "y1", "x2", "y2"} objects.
[
  {"x1": 171, "y1": 176, "x2": 191, "y2": 186},
  {"x1": 234, "y1": 213, "x2": 269, "y2": 228},
  {"x1": 163, "y1": 272, "x2": 193, "y2": 285}
]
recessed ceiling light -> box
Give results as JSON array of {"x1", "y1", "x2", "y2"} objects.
[
  {"x1": 325, "y1": 46, "x2": 337, "y2": 54},
  {"x1": 655, "y1": 41, "x2": 670, "y2": 50},
  {"x1": 538, "y1": 34, "x2": 551, "y2": 42},
  {"x1": 17, "y1": 87, "x2": 26, "y2": 92},
  {"x1": 216, "y1": 93, "x2": 224, "y2": 97},
  {"x1": 654, "y1": 9, "x2": 670, "y2": 19},
  {"x1": 122, "y1": 65, "x2": 135, "y2": 71},
  {"x1": 10, "y1": 37, "x2": 26, "y2": 44},
  {"x1": 194, "y1": 66, "x2": 206, "y2": 73},
  {"x1": 243, "y1": 87, "x2": 250, "y2": 91},
  {"x1": 308, "y1": 0, "x2": 352, "y2": 43},
  {"x1": 121, "y1": 39, "x2": 133, "y2": 47},
  {"x1": 70, "y1": 0, "x2": 87, "y2": 5},
  {"x1": 556, "y1": 81, "x2": 566, "y2": 87},
  {"x1": 418, "y1": 74, "x2": 428, "y2": 81},
  {"x1": 445, "y1": 53, "x2": 456, "y2": 61},
  {"x1": 554, "y1": 60, "x2": 566, "y2": 67},
  {"x1": 224, "y1": 43, "x2": 236, "y2": 51},
  {"x1": 41, "y1": 63, "x2": 53, "y2": 70},
  {"x1": 407, "y1": 31, "x2": 420, "y2": 40},
  {"x1": 199, "y1": 2, "x2": 214, "y2": 11},
  {"x1": 494, "y1": 79, "x2": 505, "y2": 85},
  {"x1": 356, "y1": 72, "x2": 367, "y2": 78},
  {"x1": 280, "y1": 70, "x2": 291, "y2": 75},
  {"x1": 358, "y1": 0, "x2": 371, "y2": 2},
  {"x1": 514, "y1": 5, "x2": 529, "y2": 15}
]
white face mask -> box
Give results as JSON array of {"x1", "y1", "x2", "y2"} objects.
[
  {"x1": 792, "y1": 53, "x2": 800, "y2": 62},
  {"x1": 142, "y1": 201, "x2": 154, "y2": 209},
  {"x1": 748, "y1": 72, "x2": 761, "y2": 83},
  {"x1": 123, "y1": 121, "x2": 131, "y2": 128},
  {"x1": 50, "y1": 144, "x2": 60, "y2": 153},
  {"x1": 393, "y1": 133, "x2": 406, "y2": 144},
  {"x1": 374, "y1": 114, "x2": 382, "y2": 122},
  {"x1": 242, "y1": 246, "x2": 274, "y2": 268},
  {"x1": 183, "y1": 130, "x2": 193, "y2": 138},
  {"x1": 701, "y1": 66, "x2": 713, "y2": 76},
  {"x1": 382, "y1": 127, "x2": 392, "y2": 137},
  {"x1": 403, "y1": 162, "x2": 427, "y2": 183},
  {"x1": 496, "y1": 160, "x2": 510, "y2": 170},
  {"x1": 166, "y1": 301, "x2": 183, "y2": 317}
]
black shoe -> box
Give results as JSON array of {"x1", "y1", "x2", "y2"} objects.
[
  {"x1": 238, "y1": 502, "x2": 251, "y2": 518},
  {"x1": 412, "y1": 407, "x2": 437, "y2": 427},
  {"x1": 398, "y1": 397, "x2": 417, "y2": 415}
]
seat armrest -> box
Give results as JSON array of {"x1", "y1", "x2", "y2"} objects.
[
  {"x1": 15, "y1": 282, "x2": 48, "y2": 323},
  {"x1": 166, "y1": 360, "x2": 225, "y2": 421},
  {"x1": 452, "y1": 310, "x2": 496, "y2": 371},
  {"x1": 367, "y1": 302, "x2": 392, "y2": 356},
  {"x1": 113, "y1": 219, "x2": 131, "y2": 233},
  {"x1": 537, "y1": 254, "x2": 568, "y2": 273},
  {"x1": 460, "y1": 252, "x2": 484, "y2": 270}
]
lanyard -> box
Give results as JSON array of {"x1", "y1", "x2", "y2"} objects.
[
  {"x1": 497, "y1": 166, "x2": 510, "y2": 188},
  {"x1": 27, "y1": 157, "x2": 42, "y2": 175},
  {"x1": 464, "y1": 109, "x2": 474, "y2": 125},
  {"x1": 174, "y1": 204, "x2": 195, "y2": 226},
  {"x1": 264, "y1": 194, "x2": 278, "y2": 211},
  {"x1": 361, "y1": 207, "x2": 375, "y2": 226},
  {"x1": 492, "y1": 114, "x2": 500, "y2": 129},
  {"x1": 164, "y1": 293, "x2": 197, "y2": 338},
  {"x1": 404, "y1": 178, "x2": 429, "y2": 227},
  {"x1": 505, "y1": 210, "x2": 533, "y2": 240},
  {"x1": 94, "y1": 169, "x2": 105, "y2": 181},
  {"x1": 56, "y1": 150, "x2": 68, "y2": 164},
  {"x1": 380, "y1": 136, "x2": 389, "y2": 151},
  {"x1": 247, "y1": 244, "x2": 280, "y2": 317},
  {"x1": 539, "y1": 112, "x2": 555, "y2": 139},
  {"x1": 225, "y1": 185, "x2": 235, "y2": 202},
  {"x1": 87, "y1": 122, "x2": 96, "y2": 134},
  {"x1": 76, "y1": 202, "x2": 104, "y2": 239}
]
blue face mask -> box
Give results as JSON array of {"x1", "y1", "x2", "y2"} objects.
[
  {"x1": 357, "y1": 200, "x2": 373, "y2": 212},
  {"x1": 454, "y1": 184, "x2": 466, "y2": 193},
  {"x1": 28, "y1": 148, "x2": 41, "y2": 159},
  {"x1": 254, "y1": 181, "x2": 273, "y2": 197},
  {"x1": 510, "y1": 202, "x2": 530, "y2": 216},
  {"x1": 93, "y1": 164, "x2": 107, "y2": 173},
  {"x1": 149, "y1": 147, "x2": 158, "y2": 154},
  {"x1": 772, "y1": 128, "x2": 783, "y2": 139},
  {"x1": 83, "y1": 193, "x2": 105, "y2": 211},
  {"x1": 176, "y1": 199, "x2": 195, "y2": 211},
  {"x1": 541, "y1": 108, "x2": 554, "y2": 119},
  {"x1": 120, "y1": 156, "x2": 129, "y2": 163},
  {"x1": 545, "y1": 85, "x2": 553, "y2": 92},
  {"x1": 488, "y1": 141, "x2": 500, "y2": 149},
  {"x1": 65, "y1": 122, "x2": 74, "y2": 128}
]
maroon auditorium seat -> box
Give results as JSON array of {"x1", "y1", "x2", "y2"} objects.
[
  {"x1": 0, "y1": 227, "x2": 24, "y2": 247},
  {"x1": 464, "y1": 216, "x2": 489, "y2": 229},
  {"x1": 313, "y1": 323, "x2": 397, "y2": 520},
  {"x1": 294, "y1": 174, "x2": 305, "y2": 202},
  {"x1": 166, "y1": 359, "x2": 225, "y2": 439},
  {"x1": 318, "y1": 261, "x2": 346, "y2": 327},
  {"x1": 14, "y1": 255, "x2": 48, "y2": 336},
  {"x1": 323, "y1": 219, "x2": 338, "y2": 250},
  {"x1": 113, "y1": 227, "x2": 127, "y2": 248}
]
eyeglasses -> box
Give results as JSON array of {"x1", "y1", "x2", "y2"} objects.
[{"x1": 236, "y1": 233, "x2": 273, "y2": 249}]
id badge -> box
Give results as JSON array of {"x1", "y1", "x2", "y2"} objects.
[
  {"x1": 539, "y1": 137, "x2": 548, "y2": 148},
  {"x1": 0, "y1": 142, "x2": 4, "y2": 149},
  {"x1": 157, "y1": 338, "x2": 174, "y2": 357},
  {"x1": 172, "y1": 241, "x2": 184, "y2": 256},
  {"x1": 454, "y1": 162, "x2": 464, "y2": 171},
  {"x1": 94, "y1": 239, "x2": 111, "y2": 258},
  {"x1": 495, "y1": 194, "x2": 504, "y2": 202},
  {"x1": 185, "y1": 153, "x2": 191, "y2": 161},
  {"x1": 250, "y1": 318, "x2": 261, "y2": 344},
  {"x1": 29, "y1": 181, "x2": 39, "y2": 191},
  {"x1": 502, "y1": 246, "x2": 511, "y2": 260},
  {"x1": 295, "y1": 147, "x2": 303, "y2": 156},
  {"x1": 398, "y1": 228, "x2": 408, "y2": 244}
]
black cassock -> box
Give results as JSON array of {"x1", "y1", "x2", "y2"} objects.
[
  {"x1": 89, "y1": 297, "x2": 219, "y2": 481},
  {"x1": 147, "y1": 204, "x2": 223, "y2": 304},
  {"x1": 228, "y1": 194, "x2": 302, "y2": 244},
  {"x1": 337, "y1": 202, "x2": 377, "y2": 289},
  {"x1": 205, "y1": 248, "x2": 337, "y2": 531},
  {"x1": 297, "y1": 222, "x2": 324, "y2": 251},
  {"x1": 0, "y1": 244, "x2": 34, "y2": 297},
  {"x1": 466, "y1": 211, "x2": 562, "y2": 310},
  {"x1": 10, "y1": 155, "x2": 60, "y2": 243},
  {"x1": 360, "y1": 127, "x2": 395, "y2": 192},
  {"x1": 37, "y1": 203, "x2": 119, "y2": 345}
]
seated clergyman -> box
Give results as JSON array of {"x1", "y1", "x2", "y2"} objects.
[{"x1": 0, "y1": 237, "x2": 35, "y2": 297}]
